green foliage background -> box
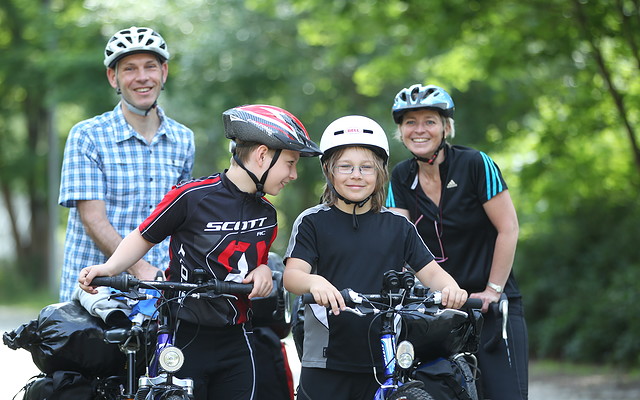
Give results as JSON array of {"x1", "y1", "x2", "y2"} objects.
[{"x1": 1, "y1": 0, "x2": 638, "y2": 367}]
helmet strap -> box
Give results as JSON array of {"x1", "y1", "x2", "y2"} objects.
[
  {"x1": 233, "y1": 149, "x2": 282, "y2": 197},
  {"x1": 121, "y1": 96, "x2": 158, "y2": 116},
  {"x1": 413, "y1": 131, "x2": 446, "y2": 165},
  {"x1": 327, "y1": 181, "x2": 370, "y2": 230}
]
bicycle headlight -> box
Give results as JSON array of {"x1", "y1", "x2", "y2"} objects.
[
  {"x1": 159, "y1": 346, "x2": 185, "y2": 373},
  {"x1": 396, "y1": 340, "x2": 415, "y2": 370}
]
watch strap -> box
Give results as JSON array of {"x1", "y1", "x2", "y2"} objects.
[{"x1": 487, "y1": 281, "x2": 503, "y2": 293}]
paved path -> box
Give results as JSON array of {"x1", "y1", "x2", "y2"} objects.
[{"x1": 1, "y1": 305, "x2": 639, "y2": 399}]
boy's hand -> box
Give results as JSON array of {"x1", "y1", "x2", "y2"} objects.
[
  {"x1": 78, "y1": 264, "x2": 114, "y2": 294},
  {"x1": 245, "y1": 264, "x2": 273, "y2": 299}
]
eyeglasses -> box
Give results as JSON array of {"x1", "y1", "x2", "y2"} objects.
[
  {"x1": 334, "y1": 164, "x2": 376, "y2": 175},
  {"x1": 415, "y1": 214, "x2": 448, "y2": 263}
]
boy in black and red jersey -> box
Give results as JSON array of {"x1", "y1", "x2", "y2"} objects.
[{"x1": 79, "y1": 104, "x2": 321, "y2": 400}]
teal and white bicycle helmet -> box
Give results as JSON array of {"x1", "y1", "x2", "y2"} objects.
[
  {"x1": 392, "y1": 84, "x2": 455, "y2": 123},
  {"x1": 104, "y1": 26, "x2": 170, "y2": 68}
]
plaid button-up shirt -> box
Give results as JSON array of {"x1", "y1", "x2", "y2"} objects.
[{"x1": 58, "y1": 103, "x2": 195, "y2": 301}]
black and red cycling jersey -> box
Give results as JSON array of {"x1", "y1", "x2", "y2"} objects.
[{"x1": 139, "y1": 172, "x2": 278, "y2": 327}]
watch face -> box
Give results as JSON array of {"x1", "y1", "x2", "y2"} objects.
[{"x1": 488, "y1": 282, "x2": 502, "y2": 293}]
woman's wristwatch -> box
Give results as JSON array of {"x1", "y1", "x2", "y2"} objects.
[{"x1": 487, "y1": 281, "x2": 503, "y2": 293}]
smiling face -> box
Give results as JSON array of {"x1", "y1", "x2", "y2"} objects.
[
  {"x1": 262, "y1": 149, "x2": 301, "y2": 196},
  {"x1": 399, "y1": 109, "x2": 449, "y2": 158},
  {"x1": 328, "y1": 147, "x2": 378, "y2": 210},
  {"x1": 107, "y1": 52, "x2": 167, "y2": 112}
]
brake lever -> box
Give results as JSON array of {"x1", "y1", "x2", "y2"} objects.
[
  {"x1": 108, "y1": 288, "x2": 151, "y2": 301},
  {"x1": 191, "y1": 291, "x2": 238, "y2": 301},
  {"x1": 339, "y1": 307, "x2": 366, "y2": 317}
]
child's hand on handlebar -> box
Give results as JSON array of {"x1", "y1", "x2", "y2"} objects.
[
  {"x1": 309, "y1": 277, "x2": 346, "y2": 316},
  {"x1": 244, "y1": 264, "x2": 273, "y2": 299},
  {"x1": 78, "y1": 264, "x2": 115, "y2": 294},
  {"x1": 440, "y1": 286, "x2": 469, "y2": 309}
]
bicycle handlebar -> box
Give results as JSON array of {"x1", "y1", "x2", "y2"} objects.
[
  {"x1": 301, "y1": 289, "x2": 483, "y2": 309},
  {"x1": 90, "y1": 275, "x2": 254, "y2": 295}
]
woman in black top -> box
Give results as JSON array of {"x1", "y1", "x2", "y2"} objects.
[{"x1": 386, "y1": 84, "x2": 528, "y2": 400}]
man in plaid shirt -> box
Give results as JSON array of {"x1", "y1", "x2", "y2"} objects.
[{"x1": 58, "y1": 26, "x2": 195, "y2": 301}]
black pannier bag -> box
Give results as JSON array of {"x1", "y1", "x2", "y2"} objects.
[
  {"x1": 3, "y1": 300, "x2": 126, "y2": 377},
  {"x1": 413, "y1": 357, "x2": 474, "y2": 400},
  {"x1": 21, "y1": 371, "x2": 95, "y2": 400},
  {"x1": 398, "y1": 303, "x2": 483, "y2": 361}
]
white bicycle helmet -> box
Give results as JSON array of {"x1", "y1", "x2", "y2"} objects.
[
  {"x1": 104, "y1": 26, "x2": 170, "y2": 68},
  {"x1": 320, "y1": 115, "x2": 389, "y2": 165}
]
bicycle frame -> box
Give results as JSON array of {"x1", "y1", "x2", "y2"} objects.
[{"x1": 374, "y1": 310, "x2": 407, "y2": 400}]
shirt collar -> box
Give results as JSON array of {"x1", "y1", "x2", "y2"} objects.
[
  {"x1": 112, "y1": 102, "x2": 177, "y2": 144},
  {"x1": 408, "y1": 143, "x2": 452, "y2": 190}
]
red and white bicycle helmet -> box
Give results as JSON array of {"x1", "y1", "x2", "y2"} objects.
[
  {"x1": 104, "y1": 26, "x2": 170, "y2": 68},
  {"x1": 320, "y1": 115, "x2": 389, "y2": 165},
  {"x1": 223, "y1": 105, "x2": 321, "y2": 197},
  {"x1": 223, "y1": 105, "x2": 321, "y2": 157}
]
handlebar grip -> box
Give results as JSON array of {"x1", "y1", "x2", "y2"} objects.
[
  {"x1": 90, "y1": 275, "x2": 138, "y2": 291},
  {"x1": 301, "y1": 289, "x2": 353, "y2": 306},
  {"x1": 301, "y1": 293, "x2": 315, "y2": 304},
  {"x1": 463, "y1": 298, "x2": 483, "y2": 309},
  {"x1": 214, "y1": 281, "x2": 253, "y2": 295}
]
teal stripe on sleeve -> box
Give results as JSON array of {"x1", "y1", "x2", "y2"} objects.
[
  {"x1": 480, "y1": 152, "x2": 503, "y2": 201},
  {"x1": 386, "y1": 182, "x2": 396, "y2": 208}
]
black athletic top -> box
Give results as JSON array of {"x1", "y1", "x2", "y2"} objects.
[
  {"x1": 285, "y1": 204, "x2": 434, "y2": 372},
  {"x1": 139, "y1": 172, "x2": 277, "y2": 327},
  {"x1": 386, "y1": 144, "x2": 521, "y2": 297}
]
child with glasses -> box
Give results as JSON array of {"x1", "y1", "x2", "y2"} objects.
[{"x1": 283, "y1": 115, "x2": 468, "y2": 400}]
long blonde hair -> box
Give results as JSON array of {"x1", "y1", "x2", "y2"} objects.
[{"x1": 320, "y1": 146, "x2": 389, "y2": 212}]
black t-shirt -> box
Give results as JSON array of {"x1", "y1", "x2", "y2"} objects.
[
  {"x1": 139, "y1": 172, "x2": 277, "y2": 327},
  {"x1": 285, "y1": 204, "x2": 434, "y2": 372},
  {"x1": 387, "y1": 144, "x2": 521, "y2": 297}
]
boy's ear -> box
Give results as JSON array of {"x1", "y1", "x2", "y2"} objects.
[{"x1": 254, "y1": 145, "x2": 271, "y2": 166}]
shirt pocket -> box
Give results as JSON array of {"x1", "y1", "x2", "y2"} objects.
[
  {"x1": 155, "y1": 158, "x2": 185, "y2": 191},
  {"x1": 103, "y1": 158, "x2": 143, "y2": 202}
]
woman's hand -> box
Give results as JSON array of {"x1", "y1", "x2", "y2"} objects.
[{"x1": 470, "y1": 288, "x2": 501, "y2": 313}]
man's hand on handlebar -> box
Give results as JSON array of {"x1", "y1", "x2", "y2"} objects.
[{"x1": 127, "y1": 260, "x2": 164, "y2": 282}]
